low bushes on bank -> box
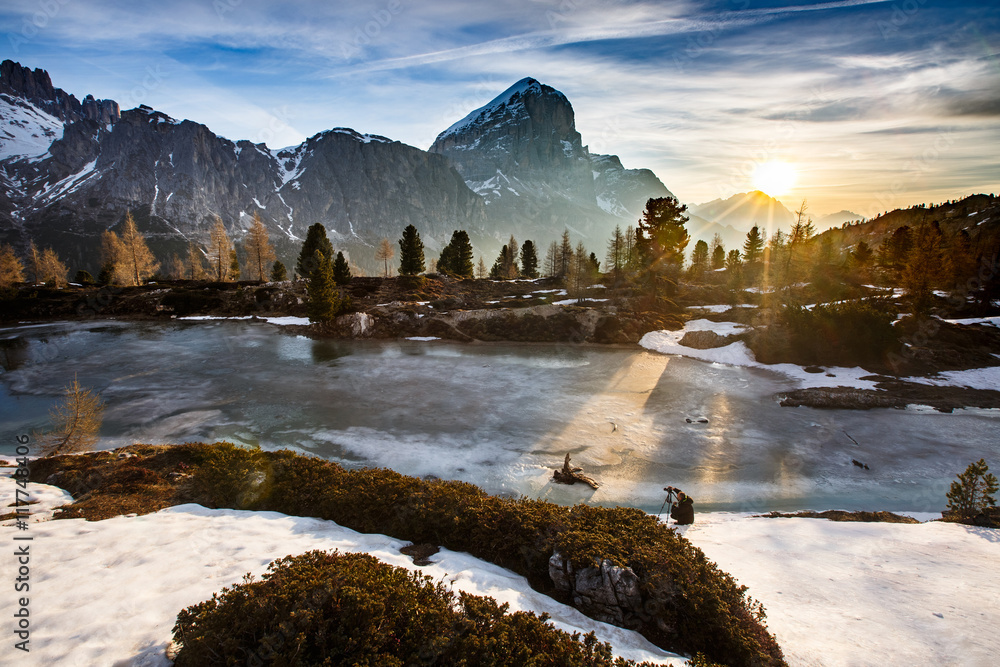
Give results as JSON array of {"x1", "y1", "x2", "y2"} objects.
[
  {"x1": 172, "y1": 550, "x2": 663, "y2": 666},
  {"x1": 189, "y1": 443, "x2": 784, "y2": 666}
]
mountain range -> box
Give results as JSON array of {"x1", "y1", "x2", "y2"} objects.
[{"x1": 0, "y1": 63, "x2": 682, "y2": 274}]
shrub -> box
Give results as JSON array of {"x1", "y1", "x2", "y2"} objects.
[
  {"x1": 172, "y1": 550, "x2": 658, "y2": 666},
  {"x1": 191, "y1": 442, "x2": 272, "y2": 509},
  {"x1": 752, "y1": 299, "x2": 897, "y2": 367},
  {"x1": 231, "y1": 450, "x2": 784, "y2": 666},
  {"x1": 946, "y1": 459, "x2": 998, "y2": 520}
]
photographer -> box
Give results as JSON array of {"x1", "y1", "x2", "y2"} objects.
[{"x1": 665, "y1": 486, "x2": 695, "y2": 525}]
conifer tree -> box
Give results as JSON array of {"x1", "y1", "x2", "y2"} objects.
[
  {"x1": 544, "y1": 241, "x2": 559, "y2": 278},
  {"x1": 100, "y1": 231, "x2": 123, "y2": 284},
  {"x1": 0, "y1": 243, "x2": 24, "y2": 292},
  {"x1": 119, "y1": 211, "x2": 159, "y2": 286},
  {"x1": 635, "y1": 197, "x2": 689, "y2": 294},
  {"x1": 476, "y1": 256, "x2": 487, "y2": 279},
  {"x1": 333, "y1": 251, "x2": 352, "y2": 285},
  {"x1": 270, "y1": 260, "x2": 287, "y2": 282},
  {"x1": 39, "y1": 247, "x2": 69, "y2": 286},
  {"x1": 559, "y1": 230, "x2": 573, "y2": 278},
  {"x1": 520, "y1": 240, "x2": 539, "y2": 279},
  {"x1": 38, "y1": 376, "x2": 104, "y2": 455},
  {"x1": 710, "y1": 234, "x2": 726, "y2": 270},
  {"x1": 689, "y1": 239, "x2": 709, "y2": 279},
  {"x1": 946, "y1": 459, "x2": 998, "y2": 519},
  {"x1": 207, "y1": 218, "x2": 232, "y2": 282},
  {"x1": 743, "y1": 226, "x2": 764, "y2": 268},
  {"x1": 187, "y1": 242, "x2": 206, "y2": 280},
  {"x1": 490, "y1": 245, "x2": 511, "y2": 279},
  {"x1": 437, "y1": 230, "x2": 474, "y2": 278},
  {"x1": 902, "y1": 222, "x2": 945, "y2": 315},
  {"x1": 398, "y1": 225, "x2": 425, "y2": 276},
  {"x1": 245, "y1": 212, "x2": 276, "y2": 281},
  {"x1": 26, "y1": 241, "x2": 42, "y2": 285},
  {"x1": 296, "y1": 223, "x2": 334, "y2": 281},
  {"x1": 229, "y1": 248, "x2": 241, "y2": 281},
  {"x1": 606, "y1": 225, "x2": 626, "y2": 284},
  {"x1": 375, "y1": 238, "x2": 395, "y2": 277},
  {"x1": 308, "y1": 250, "x2": 340, "y2": 322}
]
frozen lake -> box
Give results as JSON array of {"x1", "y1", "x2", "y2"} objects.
[{"x1": 2, "y1": 320, "x2": 998, "y2": 513}]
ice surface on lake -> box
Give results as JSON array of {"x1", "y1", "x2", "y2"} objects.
[{"x1": 2, "y1": 320, "x2": 998, "y2": 513}]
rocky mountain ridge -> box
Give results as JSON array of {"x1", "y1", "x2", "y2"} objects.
[
  {"x1": 429, "y1": 78, "x2": 673, "y2": 245},
  {"x1": 1, "y1": 64, "x2": 672, "y2": 273}
]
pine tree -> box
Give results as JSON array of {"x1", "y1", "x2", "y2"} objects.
[
  {"x1": 308, "y1": 250, "x2": 340, "y2": 322},
  {"x1": 187, "y1": 242, "x2": 206, "y2": 280},
  {"x1": 743, "y1": 226, "x2": 764, "y2": 267},
  {"x1": 245, "y1": 212, "x2": 276, "y2": 281},
  {"x1": 229, "y1": 248, "x2": 241, "y2": 281},
  {"x1": 333, "y1": 251, "x2": 352, "y2": 285},
  {"x1": 505, "y1": 235, "x2": 520, "y2": 279},
  {"x1": 398, "y1": 225, "x2": 425, "y2": 276},
  {"x1": 567, "y1": 241, "x2": 596, "y2": 302},
  {"x1": 710, "y1": 234, "x2": 726, "y2": 271},
  {"x1": 119, "y1": 211, "x2": 159, "y2": 286},
  {"x1": 946, "y1": 459, "x2": 998, "y2": 519},
  {"x1": 38, "y1": 376, "x2": 105, "y2": 455},
  {"x1": 39, "y1": 247, "x2": 69, "y2": 286},
  {"x1": 636, "y1": 196, "x2": 689, "y2": 294},
  {"x1": 606, "y1": 225, "x2": 626, "y2": 284},
  {"x1": 544, "y1": 241, "x2": 559, "y2": 278},
  {"x1": 208, "y1": 218, "x2": 232, "y2": 282},
  {"x1": 520, "y1": 240, "x2": 539, "y2": 279},
  {"x1": 490, "y1": 245, "x2": 511, "y2": 279},
  {"x1": 26, "y1": 241, "x2": 42, "y2": 285},
  {"x1": 100, "y1": 231, "x2": 123, "y2": 284},
  {"x1": 375, "y1": 238, "x2": 395, "y2": 277},
  {"x1": 948, "y1": 229, "x2": 976, "y2": 295},
  {"x1": 270, "y1": 260, "x2": 287, "y2": 282},
  {"x1": 437, "y1": 230, "x2": 474, "y2": 278},
  {"x1": 0, "y1": 243, "x2": 24, "y2": 292},
  {"x1": 476, "y1": 256, "x2": 487, "y2": 279},
  {"x1": 902, "y1": 222, "x2": 945, "y2": 315},
  {"x1": 296, "y1": 223, "x2": 334, "y2": 281},
  {"x1": 689, "y1": 239, "x2": 709, "y2": 279},
  {"x1": 559, "y1": 230, "x2": 573, "y2": 279}
]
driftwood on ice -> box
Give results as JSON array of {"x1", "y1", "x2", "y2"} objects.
[{"x1": 552, "y1": 453, "x2": 600, "y2": 489}]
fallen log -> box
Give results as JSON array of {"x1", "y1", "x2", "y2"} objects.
[{"x1": 552, "y1": 453, "x2": 600, "y2": 489}]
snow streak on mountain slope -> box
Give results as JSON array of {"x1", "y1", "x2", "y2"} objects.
[{"x1": 0, "y1": 92, "x2": 64, "y2": 160}]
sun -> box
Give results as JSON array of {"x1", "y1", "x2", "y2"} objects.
[{"x1": 753, "y1": 161, "x2": 797, "y2": 198}]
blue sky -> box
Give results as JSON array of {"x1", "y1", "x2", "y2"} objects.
[{"x1": 3, "y1": 0, "x2": 998, "y2": 216}]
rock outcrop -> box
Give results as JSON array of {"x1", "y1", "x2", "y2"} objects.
[{"x1": 549, "y1": 551, "x2": 644, "y2": 627}]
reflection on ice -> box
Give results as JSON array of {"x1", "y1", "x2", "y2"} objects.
[{"x1": 1, "y1": 320, "x2": 998, "y2": 514}]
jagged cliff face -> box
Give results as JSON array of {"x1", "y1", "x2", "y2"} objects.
[
  {"x1": 0, "y1": 60, "x2": 119, "y2": 125},
  {"x1": 430, "y1": 78, "x2": 672, "y2": 246},
  {"x1": 1, "y1": 64, "x2": 672, "y2": 273},
  {"x1": 0, "y1": 60, "x2": 486, "y2": 272}
]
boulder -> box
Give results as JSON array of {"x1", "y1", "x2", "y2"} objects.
[{"x1": 548, "y1": 551, "x2": 643, "y2": 627}]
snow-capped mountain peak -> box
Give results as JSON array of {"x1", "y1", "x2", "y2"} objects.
[{"x1": 437, "y1": 77, "x2": 552, "y2": 140}]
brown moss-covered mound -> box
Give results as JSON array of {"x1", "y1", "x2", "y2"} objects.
[
  {"x1": 31, "y1": 443, "x2": 785, "y2": 667},
  {"x1": 172, "y1": 550, "x2": 664, "y2": 667}
]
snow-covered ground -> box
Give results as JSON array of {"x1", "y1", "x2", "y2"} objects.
[
  {"x1": 3, "y1": 475, "x2": 997, "y2": 666},
  {"x1": 683, "y1": 512, "x2": 1000, "y2": 667},
  {"x1": 0, "y1": 476, "x2": 679, "y2": 666},
  {"x1": 640, "y1": 316, "x2": 1000, "y2": 392},
  {"x1": 639, "y1": 319, "x2": 882, "y2": 390}
]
